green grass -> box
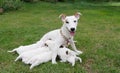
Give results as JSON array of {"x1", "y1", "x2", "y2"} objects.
[{"x1": 0, "y1": 1, "x2": 120, "y2": 73}]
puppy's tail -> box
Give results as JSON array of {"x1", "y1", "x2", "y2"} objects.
[
  {"x1": 14, "y1": 55, "x2": 21, "y2": 62},
  {"x1": 7, "y1": 49, "x2": 16, "y2": 53}
]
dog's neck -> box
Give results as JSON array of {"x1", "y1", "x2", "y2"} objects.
[{"x1": 60, "y1": 24, "x2": 73, "y2": 40}]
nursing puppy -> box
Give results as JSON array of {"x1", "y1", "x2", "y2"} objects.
[
  {"x1": 66, "y1": 50, "x2": 82, "y2": 66},
  {"x1": 14, "y1": 40, "x2": 50, "y2": 63},
  {"x1": 14, "y1": 45, "x2": 49, "y2": 64},
  {"x1": 58, "y1": 46, "x2": 82, "y2": 66}
]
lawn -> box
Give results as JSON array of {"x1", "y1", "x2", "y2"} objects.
[{"x1": 0, "y1": 1, "x2": 120, "y2": 73}]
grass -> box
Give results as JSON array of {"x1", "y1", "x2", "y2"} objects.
[{"x1": 0, "y1": 1, "x2": 120, "y2": 73}]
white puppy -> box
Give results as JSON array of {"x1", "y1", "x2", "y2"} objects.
[
  {"x1": 14, "y1": 45, "x2": 50, "y2": 64},
  {"x1": 66, "y1": 51, "x2": 82, "y2": 66},
  {"x1": 28, "y1": 51, "x2": 52, "y2": 69},
  {"x1": 58, "y1": 45, "x2": 82, "y2": 66},
  {"x1": 14, "y1": 40, "x2": 51, "y2": 63}
]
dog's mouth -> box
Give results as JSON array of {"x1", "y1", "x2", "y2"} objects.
[
  {"x1": 70, "y1": 31, "x2": 75, "y2": 36},
  {"x1": 66, "y1": 27, "x2": 76, "y2": 36}
]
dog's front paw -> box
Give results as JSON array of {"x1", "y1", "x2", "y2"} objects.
[{"x1": 76, "y1": 50, "x2": 83, "y2": 55}]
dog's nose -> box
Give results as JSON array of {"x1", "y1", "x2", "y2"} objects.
[{"x1": 71, "y1": 28, "x2": 75, "y2": 32}]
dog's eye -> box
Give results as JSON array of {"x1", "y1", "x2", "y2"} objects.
[
  {"x1": 66, "y1": 21, "x2": 69, "y2": 24},
  {"x1": 74, "y1": 20, "x2": 76, "y2": 23}
]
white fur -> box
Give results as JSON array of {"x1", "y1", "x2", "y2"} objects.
[
  {"x1": 14, "y1": 46, "x2": 50, "y2": 63},
  {"x1": 28, "y1": 51, "x2": 52, "y2": 69},
  {"x1": 15, "y1": 40, "x2": 59, "y2": 64},
  {"x1": 58, "y1": 47, "x2": 82, "y2": 66},
  {"x1": 67, "y1": 54, "x2": 82, "y2": 66}
]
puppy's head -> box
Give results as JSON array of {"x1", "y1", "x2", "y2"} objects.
[
  {"x1": 65, "y1": 50, "x2": 77, "y2": 57},
  {"x1": 59, "y1": 12, "x2": 82, "y2": 36}
]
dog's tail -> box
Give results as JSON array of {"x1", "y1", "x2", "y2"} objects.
[
  {"x1": 7, "y1": 49, "x2": 16, "y2": 53},
  {"x1": 14, "y1": 55, "x2": 21, "y2": 62}
]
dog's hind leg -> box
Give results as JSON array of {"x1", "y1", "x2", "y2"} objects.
[
  {"x1": 14, "y1": 56, "x2": 21, "y2": 62},
  {"x1": 30, "y1": 61, "x2": 40, "y2": 69}
]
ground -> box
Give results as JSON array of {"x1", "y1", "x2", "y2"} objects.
[{"x1": 0, "y1": 2, "x2": 120, "y2": 73}]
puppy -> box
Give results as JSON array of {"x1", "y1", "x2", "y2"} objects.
[
  {"x1": 14, "y1": 41, "x2": 50, "y2": 64},
  {"x1": 58, "y1": 45, "x2": 82, "y2": 66},
  {"x1": 66, "y1": 51, "x2": 82, "y2": 66}
]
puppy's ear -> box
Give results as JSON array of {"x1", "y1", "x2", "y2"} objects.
[
  {"x1": 66, "y1": 51, "x2": 68, "y2": 55},
  {"x1": 74, "y1": 12, "x2": 82, "y2": 20},
  {"x1": 44, "y1": 43, "x2": 48, "y2": 47},
  {"x1": 59, "y1": 45, "x2": 64, "y2": 48},
  {"x1": 59, "y1": 14, "x2": 66, "y2": 22}
]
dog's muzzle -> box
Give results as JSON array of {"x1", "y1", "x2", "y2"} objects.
[
  {"x1": 66, "y1": 27, "x2": 76, "y2": 36},
  {"x1": 70, "y1": 28, "x2": 75, "y2": 36}
]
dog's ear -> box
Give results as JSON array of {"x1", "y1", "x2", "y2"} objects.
[
  {"x1": 44, "y1": 43, "x2": 48, "y2": 47},
  {"x1": 59, "y1": 14, "x2": 66, "y2": 22},
  {"x1": 59, "y1": 45, "x2": 64, "y2": 48},
  {"x1": 74, "y1": 12, "x2": 82, "y2": 20}
]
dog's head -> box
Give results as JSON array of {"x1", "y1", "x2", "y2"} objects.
[{"x1": 59, "y1": 12, "x2": 82, "y2": 36}]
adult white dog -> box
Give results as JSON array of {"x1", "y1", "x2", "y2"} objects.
[{"x1": 9, "y1": 12, "x2": 82, "y2": 64}]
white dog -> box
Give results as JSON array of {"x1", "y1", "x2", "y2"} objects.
[
  {"x1": 9, "y1": 12, "x2": 82, "y2": 54},
  {"x1": 58, "y1": 45, "x2": 82, "y2": 66},
  {"x1": 66, "y1": 51, "x2": 82, "y2": 66}
]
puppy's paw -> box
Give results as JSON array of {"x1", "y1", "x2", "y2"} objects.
[{"x1": 76, "y1": 50, "x2": 83, "y2": 55}]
